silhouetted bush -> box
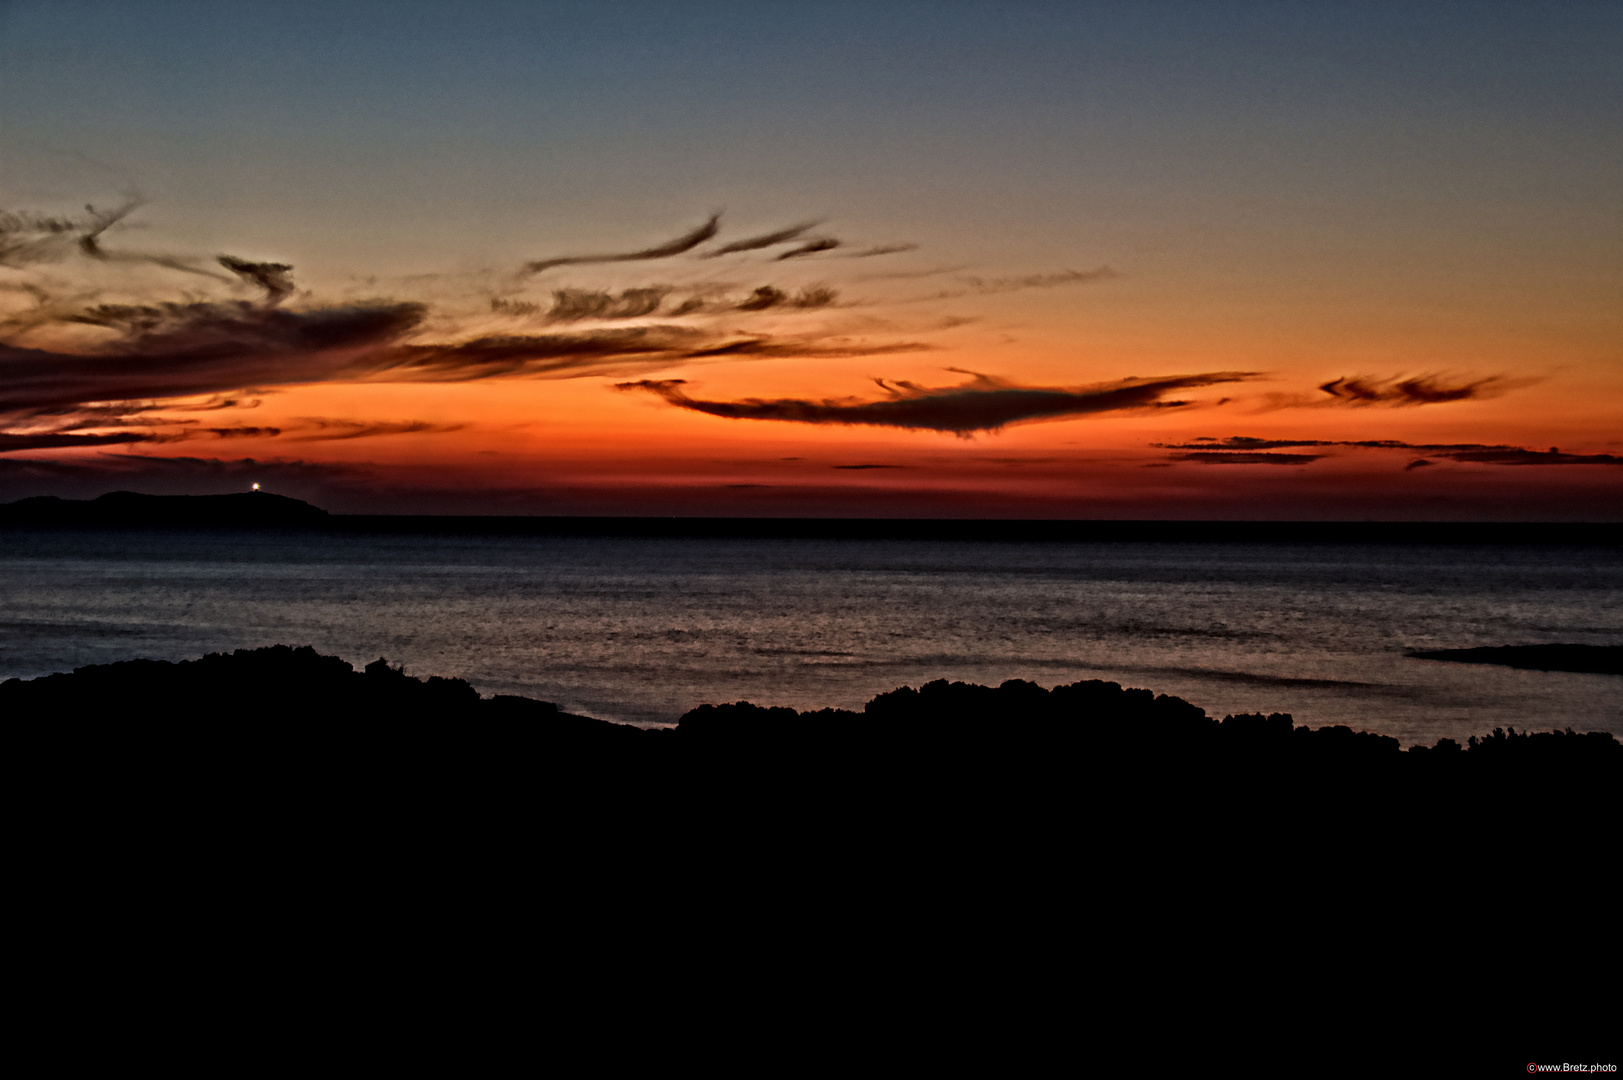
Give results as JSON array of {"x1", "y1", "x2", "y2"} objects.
[{"x1": 4, "y1": 646, "x2": 1615, "y2": 843}]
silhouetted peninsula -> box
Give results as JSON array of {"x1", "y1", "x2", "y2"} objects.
[
  {"x1": 1408, "y1": 644, "x2": 1622, "y2": 676},
  {"x1": 0, "y1": 490, "x2": 329, "y2": 526}
]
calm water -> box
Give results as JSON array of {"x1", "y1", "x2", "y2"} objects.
[{"x1": 2, "y1": 528, "x2": 1618, "y2": 745}]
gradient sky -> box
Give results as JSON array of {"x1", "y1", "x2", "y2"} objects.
[{"x1": 2, "y1": 0, "x2": 1619, "y2": 517}]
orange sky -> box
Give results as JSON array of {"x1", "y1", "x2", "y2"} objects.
[{"x1": 3, "y1": 3, "x2": 1619, "y2": 518}]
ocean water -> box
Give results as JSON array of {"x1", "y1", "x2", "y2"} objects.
[{"x1": 2, "y1": 528, "x2": 1618, "y2": 745}]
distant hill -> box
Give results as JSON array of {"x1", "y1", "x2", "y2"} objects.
[
  {"x1": 1408, "y1": 643, "x2": 1622, "y2": 676},
  {"x1": 0, "y1": 490, "x2": 329, "y2": 526}
]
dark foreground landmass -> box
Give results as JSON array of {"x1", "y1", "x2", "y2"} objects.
[
  {"x1": 7, "y1": 643, "x2": 1613, "y2": 1054},
  {"x1": 7, "y1": 646, "x2": 1614, "y2": 804},
  {"x1": 1408, "y1": 643, "x2": 1622, "y2": 676}
]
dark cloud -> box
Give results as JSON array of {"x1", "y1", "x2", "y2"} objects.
[
  {"x1": 1171, "y1": 452, "x2": 1326, "y2": 466},
  {"x1": 776, "y1": 238, "x2": 842, "y2": 260},
  {"x1": 0, "y1": 198, "x2": 232, "y2": 281},
  {"x1": 543, "y1": 287, "x2": 670, "y2": 322},
  {"x1": 1155, "y1": 436, "x2": 1336, "y2": 450},
  {"x1": 960, "y1": 268, "x2": 1120, "y2": 293},
  {"x1": 673, "y1": 336, "x2": 925, "y2": 360},
  {"x1": 73, "y1": 200, "x2": 141, "y2": 260},
  {"x1": 489, "y1": 298, "x2": 540, "y2": 316},
  {"x1": 145, "y1": 426, "x2": 283, "y2": 443},
  {"x1": 1443, "y1": 447, "x2": 1622, "y2": 466},
  {"x1": 523, "y1": 215, "x2": 721, "y2": 275},
  {"x1": 372, "y1": 325, "x2": 706, "y2": 381},
  {"x1": 2, "y1": 203, "x2": 1128, "y2": 456},
  {"x1": 288, "y1": 418, "x2": 464, "y2": 442},
  {"x1": 218, "y1": 256, "x2": 296, "y2": 305},
  {"x1": 3, "y1": 301, "x2": 428, "y2": 414},
  {"x1": 491, "y1": 282, "x2": 836, "y2": 321},
  {"x1": 0, "y1": 431, "x2": 152, "y2": 452},
  {"x1": 195, "y1": 426, "x2": 278, "y2": 440},
  {"x1": 736, "y1": 286, "x2": 788, "y2": 312},
  {"x1": 729, "y1": 285, "x2": 837, "y2": 311},
  {"x1": 1, "y1": 207, "x2": 88, "y2": 266},
  {"x1": 616, "y1": 371, "x2": 1255, "y2": 436},
  {"x1": 790, "y1": 285, "x2": 837, "y2": 309},
  {"x1": 1318, "y1": 374, "x2": 1501, "y2": 406},
  {"x1": 2, "y1": 282, "x2": 921, "y2": 452},
  {"x1": 1155, "y1": 435, "x2": 1623, "y2": 468},
  {"x1": 832, "y1": 464, "x2": 906, "y2": 470},
  {"x1": 845, "y1": 244, "x2": 919, "y2": 258},
  {"x1": 906, "y1": 267, "x2": 1120, "y2": 302},
  {"x1": 702, "y1": 222, "x2": 820, "y2": 257}
]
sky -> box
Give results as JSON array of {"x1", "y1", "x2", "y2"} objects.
[{"x1": 2, "y1": 0, "x2": 1619, "y2": 518}]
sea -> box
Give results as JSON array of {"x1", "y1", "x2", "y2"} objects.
[{"x1": 2, "y1": 524, "x2": 1618, "y2": 746}]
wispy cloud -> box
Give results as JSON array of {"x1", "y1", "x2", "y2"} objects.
[
  {"x1": 702, "y1": 221, "x2": 820, "y2": 257},
  {"x1": 902, "y1": 266, "x2": 1120, "y2": 302},
  {"x1": 1156, "y1": 435, "x2": 1623, "y2": 467},
  {"x1": 0, "y1": 430, "x2": 152, "y2": 452},
  {"x1": 287, "y1": 418, "x2": 464, "y2": 442},
  {"x1": 1253, "y1": 374, "x2": 1512, "y2": 411},
  {"x1": 1318, "y1": 374, "x2": 1503, "y2": 406},
  {"x1": 522, "y1": 215, "x2": 722, "y2": 275},
  {"x1": 617, "y1": 370, "x2": 1255, "y2": 436},
  {"x1": 1170, "y1": 451, "x2": 1327, "y2": 465},
  {"x1": 0, "y1": 196, "x2": 234, "y2": 282},
  {"x1": 776, "y1": 237, "x2": 843, "y2": 260}
]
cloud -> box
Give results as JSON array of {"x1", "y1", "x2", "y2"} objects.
[
  {"x1": 776, "y1": 238, "x2": 843, "y2": 260},
  {"x1": 217, "y1": 256, "x2": 296, "y2": 305},
  {"x1": 1171, "y1": 451, "x2": 1327, "y2": 465},
  {"x1": 616, "y1": 370, "x2": 1255, "y2": 436},
  {"x1": 905, "y1": 267, "x2": 1120, "y2": 302},
  {"x1": 2, "y1": 203, "x2": 1122, "y2": 455},
  {"x1": 147, "y1": 426, "x2": 283, "y2": 442},
  {"x1": 961, "y1": 268, "x2": 1121, "y2": 293},
  {"x1": 1, "y1": 207, "x2": 90, "y2": 267},
  {"x1": 287, "y1": 418, "x2": 464, "y2": 442},
  {"x1": 844, "y1": 244, "x2": 919, "y2": 258},
  {"x1": 491, "y1": 282, "x2": 838, "y2": 321},
  {"x1": 540, "y1": 287, "x2": 670, "y2": 322},
  {"x1": 0, "y1": 197, "x2": 233, "y2": 281},
  {"x1": 1155, "y1": 435, "x2": 1623, "y2": 468},
  {"x1": 832, "y1": 463, "x2": 907, "y2": 470},
  {"x1": 1316, "y1": 374, "x2": 1504, "y2": 407},
  {"x1": 1441, "y1": 447, "x2": 1623, "y2": 466},
  {"x1": 0, "y1": 430, "x2": 152, "y2": 452},
  {"x1": 1, "y1": 282, "x2": 924, "y2": 452},
  {"x1": 523, "y1": 215, "x2": 722, "y2": 275},
  {"x1": 732, "y1": 285, "x2": 838, "y2": 312},
  {"x1": 702, "y1": 222, "x2": 820, "y2": 257},
  {"x1": 3, "y1": 301, "x2": 428, "y2": 414}
]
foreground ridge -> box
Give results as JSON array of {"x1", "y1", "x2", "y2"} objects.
[{"x1": 6, "y1": 644, "x2": 1616, "y2": 769}]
